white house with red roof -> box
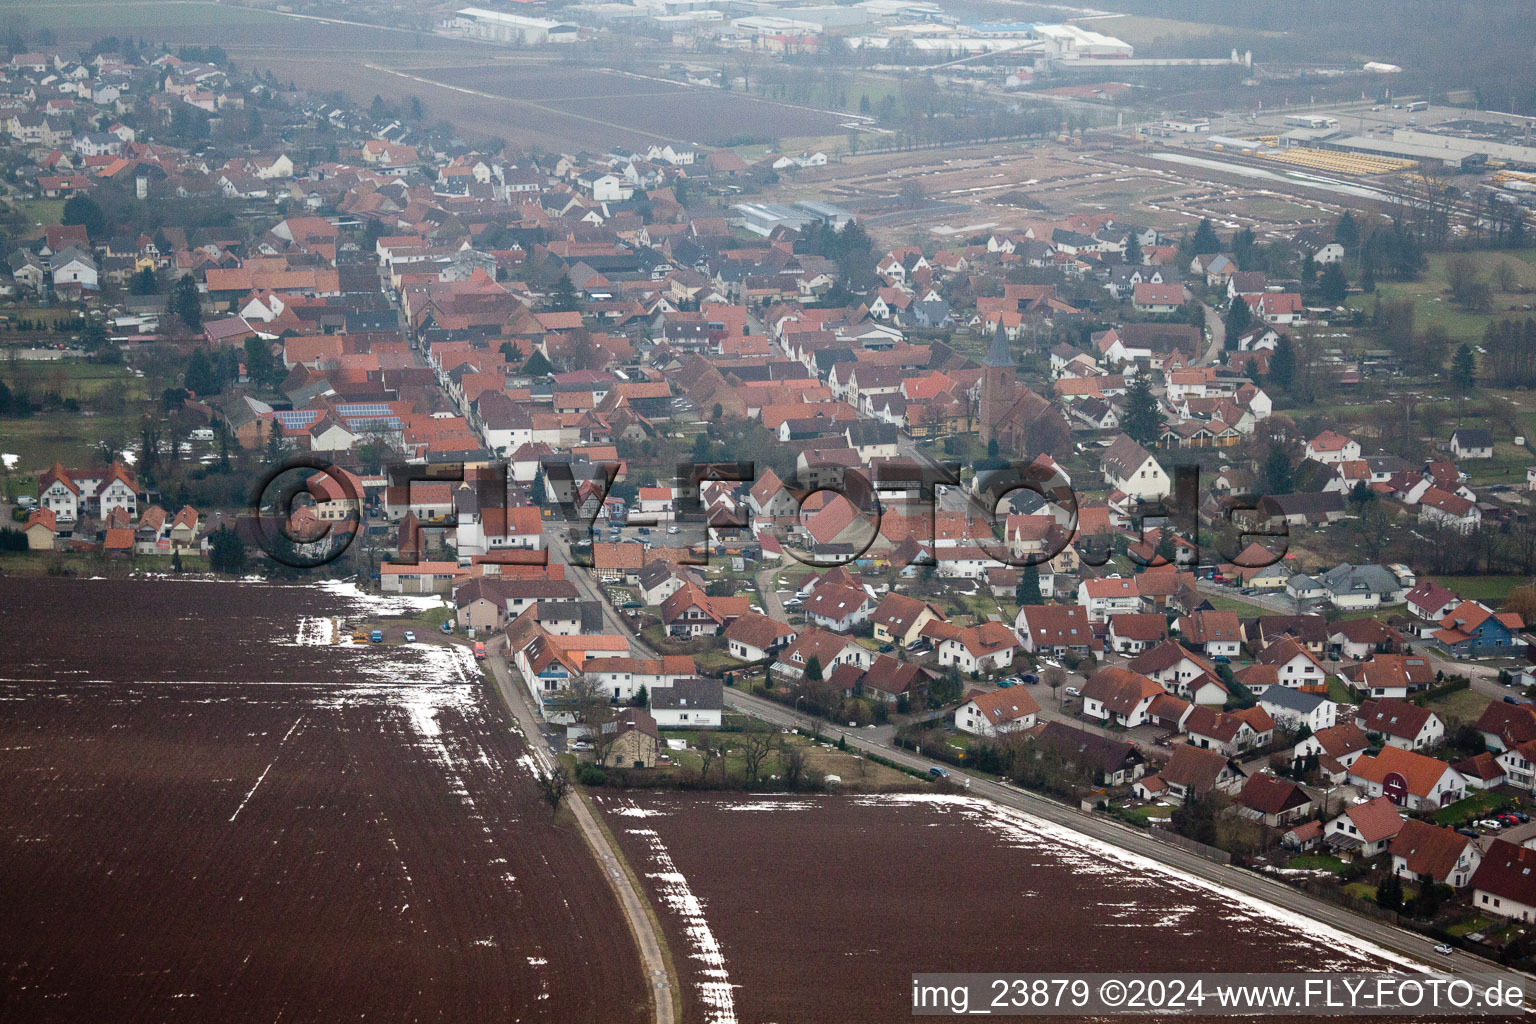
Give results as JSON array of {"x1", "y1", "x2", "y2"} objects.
[
  {"x1": 1077, "y1": 575, "x2": 1141, "y2": 621},
  {"x1": 37, "y1": 461, "x2": 139, "y2": 520},
  {"x1": 1304, "y1": 430, "x2": 1360, "y2": 465},
  {"x1": 1405, "y1": 579, "x2": 1460, "y2": 623},
  {"x1": 1325, "y1": 796, "x2": 1404, "y2": 856},
  {"x1": 802, "y1": 581, "x2": 875, "y2": 633},
  {"x1": 956, "y1": 688, "x2": 1040, "y2": 738}
]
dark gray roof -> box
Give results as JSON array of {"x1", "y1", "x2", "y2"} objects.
[{"x1": 649, "y1": 677, "x2": 723, "y2": 712}]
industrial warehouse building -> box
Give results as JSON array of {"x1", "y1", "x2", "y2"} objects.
[{"x1": 450, "y1": 7, "x2": 579, "y2": 44}]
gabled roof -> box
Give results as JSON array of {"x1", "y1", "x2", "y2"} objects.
[
  {"x1": 1309, "y1": 722, "x2": 1371, "y2": 760},
  {"x1": 1356, "y1": 698, "x2": 1436, "y2": 740},
  {"x1": 1348, "y1": 745, "x2": 1460, "y2": 798},
  {"x1": 1388, "y1": 819, "x2": 1473, "y2": 881},
  {"x1": 1017, "y1": 604, "x2": 1090, "y2": 646},
  {"x1": 1470, "y1": 840, "x2": 1536, "y2": 905},
  {"x1": 1239, "y1": 773, "x2": 1310, "y2": 816},
  {"x1": 1340, "y1": 795, "x2": 1405, "y2": 843},
  {"x1": 1160, "y1": 744, "x2": 1241, "y2": 794},
  {"x1": 1126, "y1": 640, "x2": 1213, "y2": 678},
  {"x1": 1081, "y1": 666, "x2": 1163, "y2": 713}
]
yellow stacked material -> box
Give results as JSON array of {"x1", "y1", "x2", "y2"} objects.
[
  {"x1": 1258, "y1": 146, "x2": 1415, "y2": 175},
  {"x1": 1495, "y1": 170, "x2": 1536, "y2": 185}
]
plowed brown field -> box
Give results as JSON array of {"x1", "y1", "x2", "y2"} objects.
[
  {"x1": 597, "y1": 792, "x2": 1411, "y2": 1024},
  {"x1": 0, "y1": 576, "x2": 647, "y2": 1024}
]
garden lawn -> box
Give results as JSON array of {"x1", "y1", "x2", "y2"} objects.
[{"x1": 1433, "y1": 790, "x2": 1515, "y2": 827}]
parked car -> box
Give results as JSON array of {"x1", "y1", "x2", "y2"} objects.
[
  {"x1": 473, "y1": 641, "x2": 486, "y2": 661},
  {"x1": 440, "y1": 621, "x2": 453, "y2": 635},
  {"x1": 369, "y1": 630, "x2": 384, "y2": 643},
  {"x1": 1512, "y1": 811, "x2": 1531, "y2": 823},
  {"x1": 1498, "y1": 814, "x2": 1522, "y2": 827},
  {"x1": 1018, "y1": 672, "x2": 1039, "y2": 685},
  {"x1": 1505, "y1": 695, "x2": 1523, "y2": 705},
  {"x1": 879, "y1": 643, "x2": 895, "y2": 653},
  {"x1": 667, "y1": 525, "x2": 680, "y2": 535},
  {"x1": 928, "y1": 766, "x2": 949, "y2": 778},
  {"x1": 1456, "y1": 828, "x2": 1480, "y2": 839},
  {"x1": 782, "y1": 597, "x2": 802, "y2": 608},
  {"x1": 997, "y1": 678, "x2": 1014, "y2": 688},
  {"x1": 1476, "y1": 819, "x2": 1503, "y2": 831},
  {"x1": 1064, "y1": 686, "x2": 1081, "y2": 698},
  {"x1": 403, "y1": 631, "x2": 415, "y2": 643}
]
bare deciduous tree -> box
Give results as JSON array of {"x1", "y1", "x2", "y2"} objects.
[
  {"x1": 740, "y1": 725, "x2": 777, "y2": 786},
  {"x1": 535, "y1": 765, "x2": 571, "y2": 815},
  {"x1": 781, "y1": 745, "x2": 808, "y2": 791}
]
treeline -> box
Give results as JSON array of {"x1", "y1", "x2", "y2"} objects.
[{"x1": 1480, "y1": 318, "x2": 1536, "y2": 388}]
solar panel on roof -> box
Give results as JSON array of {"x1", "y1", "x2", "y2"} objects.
[
  {"x1": 274, "y1": 410, "x2": 321, "y2": 429},
  {"x1": 336, "y1": 403, "x2": 394, "y2": 417}
]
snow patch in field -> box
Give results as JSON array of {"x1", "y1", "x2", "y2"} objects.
[
  {"x1": 611, "y1": 804, "x2": 667, "y2": 818},
  {"x1": 292, "y1": 616, "x2": 336, "y2": 646},
  {"x1": 316, "y1": 578, "x2": 448, "y2": 615},
  {"x1": 857, "y1": 793, "x2": 1426, "y2": 971},
  {"x1": 628, "y1": 826, "x2": 737, "y2": 1024},
  {"x1": 714, "y1": 798, "x2": 817, "y2": 812},
  {"x1": 1, "y1": 453, "x2": 16, "y2": 469}
]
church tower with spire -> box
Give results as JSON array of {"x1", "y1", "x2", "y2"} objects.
[{"x1": 979, "y1": 322, "x2": 1016, "y2": 447}]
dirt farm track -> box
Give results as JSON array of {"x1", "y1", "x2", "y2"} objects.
[{"x1": 0, "y1": 576, "x2": 647, "y2": 1024}]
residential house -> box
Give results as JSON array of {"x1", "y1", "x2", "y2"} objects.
[
  {"x1": 1389, "y1": 819, "x2": 1482, "y2": 888},
  {"x1": 1147, "y1": 744, "x2": 1245, "y2": 804},
  {"x1": 1293, "y1": 722, "x2": 1372, "y2": 772},
  {"x1": 1080, "y1": 666, "x2": 1165, "y2": 728},
  {"x1": 1029, "y1": 720, "x2": 1147, "y2": 786},
  {"x1": 1471, "y1": 841, "x2": 1536, "y2": 922},
  {"x1": 1238, "y1": 773, "x2": 1313, "y2": 827},
  {"x1": 802, "y1": 581, "x2": 875, "y2": 633},
  {"x1": 1325, "y1": 796, "x2": 1404, "y2": 857},
  {"x1": 1078, "y1": 575, "x2": 1142, "y2": 622},
  {"x1": 1258, "y1": 687, "x2": 1339, "y2": 733},
  {"x1": 1356, "y1": 699, "x2": 1444, "y2": 751},
  {"x1": 956, "y1": 687, "x2": 1041, "y2": 738},
  {"x1": 1348, "y1": 745, "x2": 1467, "y2": 811},
  {"x1": 1450, "y1": 428, "x2": 1494, "y2": 460},
  {"x1": 1106, "y1": 613, "x2": 1166, "y2": 655},
  {"x1": 1101, "y1": 434, "x2": 1169, "y2": 501},
  {"x1": 935, "y1": 621, "x2": 1021, "y2": 675},
  {"x1": 870, "y1": 592, "x2": 946, "y2": 647},
  {"x1": 1176, "y1": 609, "x2": 1242, "y2": 658},
  {"x1": 1341, "y1": 653, "x2": 1435, "y2": 700},
  {"x1": 723, "y1": 612, "x2": 797, "y2": 662},
  {"x1": 1433, "y1": 602, "x2": 1524, "y2": 659},
  {"x1": 600, "y1": 709, "x2": 660, "y2": 768},
  {"x1": 1014, "y1": 603, "x2": 1093, "y2": 658},
  {"x1": 649, "y1": 678, "x2": 723, "y2": 729},
  {"x1": 1254, "y1": 636, "x2": 1327, "y2": 689}
]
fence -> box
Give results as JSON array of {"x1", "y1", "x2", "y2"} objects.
[{"x1": 1147, "y1": 828, "x2": 1233, "y2": 865}]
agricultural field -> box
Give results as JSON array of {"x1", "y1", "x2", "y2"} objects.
[
  {"x1": 598, "y1": 792, "x2": 1414, "y2": 1024},
  {"x1": 0, "y1": 576, "x2": 648, "y2": 1024},
  {"x1": 413, "y1": 63, "x2": 852, "y2": 149}
]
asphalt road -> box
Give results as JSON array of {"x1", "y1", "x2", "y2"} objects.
[{"x1": 721, "y1": 686, "x2": 1535, "y2": 991}]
